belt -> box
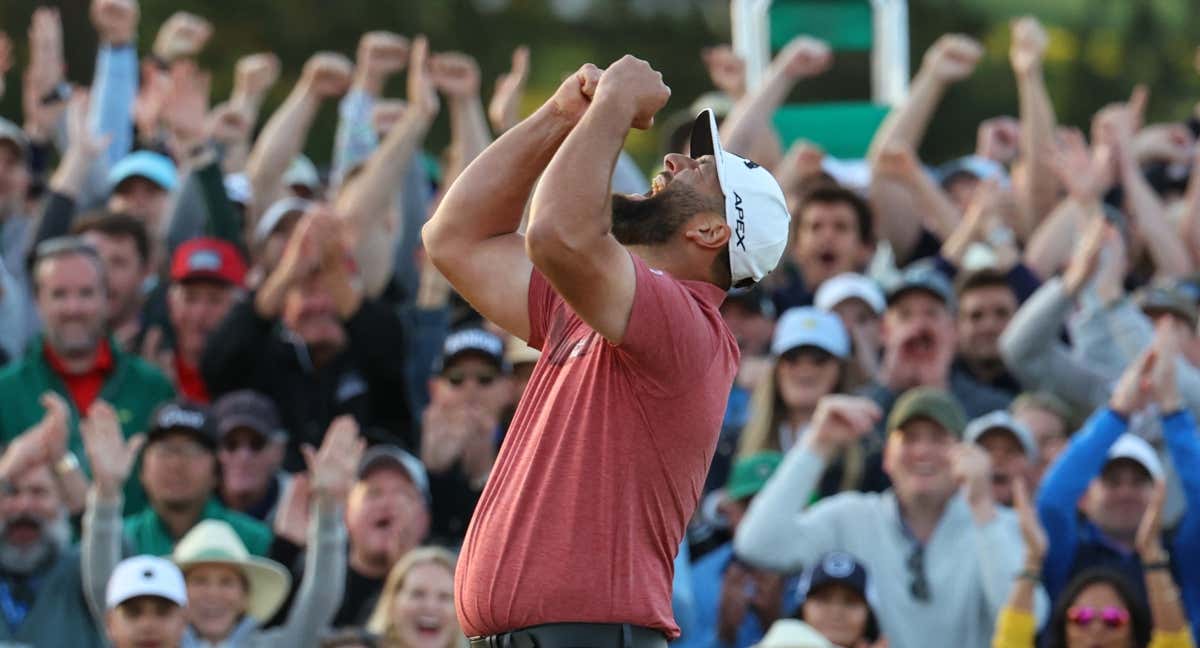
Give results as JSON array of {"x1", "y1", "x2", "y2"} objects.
[{"x1": 469, "y1": 623, "x2": 668, "y2": 648}]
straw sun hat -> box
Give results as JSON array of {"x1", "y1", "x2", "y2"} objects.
[{"x1": 172, "y1": 520, "x2": 292, "y2": 621}]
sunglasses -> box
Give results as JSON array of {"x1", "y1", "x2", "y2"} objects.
[
  {"x1": 444, "y1": 370, "x2": 498, "y2": 387},
  {"x1": 220, "y1": 435, "x2": 268, "y2": 453},
  {"x1": 906, "y1": 545, "x2": 930, "y2": 602},
  {"x1": 1067, "y1": 606, "x2": 1130, "y2": 629}
]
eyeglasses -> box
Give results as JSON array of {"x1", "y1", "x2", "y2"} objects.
[
  {"x1": 907, "y1": 545, "x2": 930, "y2": 602},
  {"x1": 444, "y1": 370, "x2": 498, "y2": 387},
  {"x1": 220, "y1": 435, "x2": 268, "y2": 453},
  {"x1": 1068, "y1": 606, "x2": 1130, "y2": 629}
]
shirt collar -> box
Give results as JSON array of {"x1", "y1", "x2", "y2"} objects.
[{"x1": 43, "y1": 337, "x2": 114, "y2": 376}]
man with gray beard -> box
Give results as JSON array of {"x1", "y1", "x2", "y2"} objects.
[{"x1": 0, "y1": 395, "x2": 128, "y2": 647}]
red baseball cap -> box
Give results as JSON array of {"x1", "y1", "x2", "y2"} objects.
[{"x1": 171, "y1": 238, "x2": 247, "y2": 287}]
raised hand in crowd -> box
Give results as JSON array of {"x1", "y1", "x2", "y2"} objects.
[
  {"x1": 371, "y1": 99, "x2": 406, "y2": 137},
  {"x1": 922, "y1": 34, "x2": 983, "y2": 84},
  {"x1": 772, "y1": 36, "x2": 833, "y2": 80},
  {"x1": 594, "y1": 54, "x2": 671, "y2": 130},
  {"x1": 1009, "y1": 16, "x2": 1047, "y2": 80},
  {"x1": 1049, "y1": 128, "x2": 1113, "y2": 206},
  {"x1": 421, "y1": 385, "x2": 496, "y2": 486},
  {"x1": 0, "y1": 392, "x2": 69, "y2": 481},
  {"x1": 90, "y1": 0, "x2": 139, "y2": 47},
  {"x1": 353, "y1": 30, "x2": 409, "y2": 96},
  {"x1": 1002, "y1": 478, "x2": 1047, "y2": 616},
  {"x1": 152, "y1": 11, "x2": 213, "y2": 64},
  {"x1": 160, "y1": 60, "x2": 213, "y2": 155},
  {"x1": 1109, "y1": 345, "x2": 1157, "y2": 417},
  {"x1": 941, "y1": 179, "x2": 1020, "y2": 270},
  {"x1": 488, "y1": 45, "x2": 530, "y2": 134},
  {"x1": 79, "y1": 400, "x2": 145, "y2": 501},
  {"x1": 951, "y1": 441, "x2": 995, "y2": 523},
  {"x1": 1136, "y1": 480, "x2": 1191, "y2": 635},
  {"x1": 976, "y1": 117, "x2": 1021, "y2": 165},
  {"x1": 701, "y1": 44, "x2": 747, "y2": 99},
  {"x1": 302, "y1": 52, "x2": 354, "y2": 99},
  {"x1": 231, "y1": 52, "x2": 281, "y2": 123},
  {"x1": 430, "y1": 50, "x2": 481, "y2": 105},
  {"x1": 301, "y1": 415, "x2": 366, "y2": 505},
  {"x1": 21, "y1": 8, "x2": 68, "y2": 143},
  {"x1": 800, "y1": 395, "x2": 882, "y2": 459},
  {"x1": 206, "y1": 101, "x2": 252, "y2": 154},
  {"x1": 133, "y1": 60, "x2": 172, "y2": 146},
  {"x1": 49, "y1": 89, "x2": 110, "y2": 198}
]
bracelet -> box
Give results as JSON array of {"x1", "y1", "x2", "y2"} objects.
[
  {"x1": 1143, "y1": 560, "x2": 1171, "y2": 571},
  {"x1": 1017, "y1": 569, "x2": 1041, "y2": 582}
]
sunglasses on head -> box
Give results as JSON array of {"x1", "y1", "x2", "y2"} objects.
[
  {"x1": 1067, "y1": 606, "x2": 1130, "y2": 629},
  {"x1": 444, "y1": 370, "x2": 498, "y2": 387}
]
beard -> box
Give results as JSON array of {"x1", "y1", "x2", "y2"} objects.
[
  {"x1": 610, "y1": 183, "x2": 724, "y2": 246},
  {"x1": 0, "y1": 512, "x2": 72, "y2": 575},
  {"x1": 45, "y1": 319, "x2": 104, "y2": 357}
]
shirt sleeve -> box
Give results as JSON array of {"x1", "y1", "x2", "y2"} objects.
[
  {"x1": 991, "y1": 607, "x2": 1036, "y2": 648},
  {"x1": 614, "y1": 254, "x2": 733, "y2": 397},
  {"x1": 526, "y1": 268, "x2": 562, "y2": 351},
  {"x1": 1148, "y1": 629, "x2": 1197, "y2": 648}
]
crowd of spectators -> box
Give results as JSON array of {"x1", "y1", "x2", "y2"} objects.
[{"x1": 0, "y1": 3, "x2": 1199, "y2": 647}]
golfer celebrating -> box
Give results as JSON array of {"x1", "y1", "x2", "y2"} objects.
[{"x1": 423, "y1": 55, "x2": 790, "y2": 647}]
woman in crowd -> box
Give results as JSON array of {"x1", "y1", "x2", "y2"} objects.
[
  {"x1": 736, "y1": 307, "x2": 862, "y2": 494},
  {"x1": 996, "y1": 480, "x2": 1194, "y2": 648},
  {"x1": 793, "y1": 552, "x2": 884, "y2": 648},
  {"x1": 366, "y1": 546, "x2": 464, "y2": 648}
]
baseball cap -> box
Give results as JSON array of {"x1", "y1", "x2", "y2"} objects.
[
  {"x1": 106, "y1": 555, "x2": 188, "y2": 609},
  {"x1": 1137, "y1": 283, "x2": 1198, "y2": 329},
  {"x1": 690, "y1": 109, "x2": 790, "y2": 287},
  {"x1": 213, "y1": 390, "x2": 283, "y2": 441},
  {"x1": 148, "y1": 401, "x2": 217, "y2": 451},
  {"x1": 358, "y1": 445, "x2": 431, "y2": 505},
  {"x1": 754, "y1": 620, "x2": 833, "y2": 648},
  {"x1": 170, "y1": 237, "x2": 247, "y2": 287},
  {"x1": 964, "y1": 410, "x2": 1037, "y2": 460},
  {"x1": 254, "y1": 197, "x2": 312, "y2": 245},
  {"x1": 0, "y1": 118, "x2": 30, "y2": 161},
  {"x1": 936, "y1": 155, "x2": 1009, "y2": 188},
  {"x1": 886, "y1": 387, "x2": 967, "y2": 438},
  {"x1": 725, "y1": 451, "x2": 783, "y2": 501},
  {"x1": 771, "y1": 307, "x2": 849, "y2": 359},
  {"x1": 1106, "y1": 434, "x2": 1164, "y2": 481},
  {"x1": 438, "y1": 328, "x2": 506, "y2": 374},
  {"x1": 886, "y1": 262, "x2": 955, "y2": 311},
  {"x1": 797, "y1": 551, "x2": 871, "y2": 604},
  {"x1": 814, "y1": 273, "x2": 885, "y2": 315},
  {"x1": 283, "y1": 155, "x2": 321, "y2": 191},
  {"x1": 108, "y1": 150, "x2": 178, "y2": 193}
]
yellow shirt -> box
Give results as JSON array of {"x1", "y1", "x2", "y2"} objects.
[{"x1": 992, "y1": 607, "x2": 1196, "y2": 648}]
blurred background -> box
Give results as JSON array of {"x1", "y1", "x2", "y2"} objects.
[{"x1": 2, "y1": 0, "x2": 1199, "y2": 172}]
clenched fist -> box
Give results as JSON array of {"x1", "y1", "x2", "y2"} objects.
[
  {"x1": 300, "y1": 52, "x2": 353, "y2": 99},
  {"x1": 595, "y1": 54, "x2": 670, "y2": 130},
  {"x1": 922, "y1": 34, "x2": 983, "y2": 83}
]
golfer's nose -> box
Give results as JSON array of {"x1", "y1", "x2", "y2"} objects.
[{"x1": 662, "y1": 153, "x2": 699, "y2": 174}]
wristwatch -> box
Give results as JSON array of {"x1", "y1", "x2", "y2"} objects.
[{"x1": 54, "y1": 451, "x2": 80, "y2": 477}]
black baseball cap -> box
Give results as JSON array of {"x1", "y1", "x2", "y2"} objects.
[
  {"x1": 797, "y1": 551, "x2": 871, "y2": 603},
  {"x1": 436, "y1": 328, "x2": 508, "y2": 374},
  {"x1": 147, "y1": 401, "x2": 217, "y2": 451},
  {"x1": 212, "y1": 390, "x2": 283, "y2": 441}
]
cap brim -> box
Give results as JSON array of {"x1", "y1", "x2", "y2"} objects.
[{"x1": 177, "y1": 558, "x2": 291, "y2": 621}]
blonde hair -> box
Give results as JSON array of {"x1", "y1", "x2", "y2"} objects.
[
  {"x1": 735, "y1": 356, "x2": 862, "y2": 491},
  {"x1": 366, "y1": 546, "x2": 465, "y2": 648}
]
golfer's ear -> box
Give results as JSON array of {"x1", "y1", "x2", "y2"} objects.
[{"x1": 685, "y1": 213, "x2": 730, "y2": 251}]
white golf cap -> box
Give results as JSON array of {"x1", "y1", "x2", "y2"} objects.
[
  {"x1": 1106, "y1": 434, "x2": 1164, "y2": 481},
  {"x1": 690, "y1": 109, "x2": 790, "y2": 287},
  {"x1": 754, "y1": 619, "x2": 834, "y2": 648},
  {"x1": 106, "y1": 555, "x2": 187, "y2": 609},
  {"x1": 254, "y1": 197, "x2": 313, "y2": 245},
  {"x1": 814, "y1": 272, "x2": 885, "y2": 314},
  {"x1": 282, "y1": 154, "x2": 321, "y2": 190},
  {"x1": 964, "y1": 410, "x2": 1037, "y2": 460},
  {"x1": 771, "y1": 307, "x2": 849, "y2": 359}
]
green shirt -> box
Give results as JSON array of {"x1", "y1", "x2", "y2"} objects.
[
  {"x1": 123, "y1": 498, "x2": 274, "y2": 557},
  {"x1": 0, "y1": 336, "x2": 175, "y2": 514}
]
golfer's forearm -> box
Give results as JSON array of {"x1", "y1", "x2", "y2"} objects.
[
  {"x1": 424, "y1": 103, "x2": 573, "y2": 253},
  {"x1": 527, "y1": 97, "x2": 628, "y2": 250}
]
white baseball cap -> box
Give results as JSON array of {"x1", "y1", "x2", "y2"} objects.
[
  {"x1": 106, "y1": 555, "x2": 187, "y2": 609},
  {"x1": 771, "y1": 307, "x2": 849, "y2": 359},
  {"x1": 814, "y1": 272, "x2": 886, "y2": 314},
  {"x1": 754, "y1": 620, "x2": 834, "y2": 648},
  {"x1": 964, "y1": 410, "x2": 1038, "y2": 460},
  {"x1": 1106, "y1": 434, "x2": 1164, "y2": 481},
  {"x1": 690, "y1": 109, "x2": 790, "y2": 288},
  {"x1": 282, "y1": 154, "x2": 321, "y2": 190}
]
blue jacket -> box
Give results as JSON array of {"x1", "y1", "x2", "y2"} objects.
[{"x1": 1036, "y1": 408, "x2": 1200, "y2": 639}]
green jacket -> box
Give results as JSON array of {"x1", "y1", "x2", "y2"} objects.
[
  {"x1": 124, "y1": 498, "x2": 274, "y2": 557},
  {"x1": 0, "y1": 335, "x2": 175, "y2": 513}
]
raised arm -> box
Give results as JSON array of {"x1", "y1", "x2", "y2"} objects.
[
  {"x1": 1010, "y1": 17, "x2": 1061, "y2": 230},
  {"x1": 993, "y1": 479, "x2": 1051, "y2": 647},
  {"x1": 718, "y1": 36, "x2": 831, "y2": 167},
  {"x1": 334, "y1": 36, "x2": 438, "y2": 298},
  {"x1": 330, "y1": 31, "x2": 408, "y2": 186},
  {"x1": 245, "y1": 53, "x2": 352, "y2": 219},
  {"x1": 432, "y1": 50, "x2": 493, "y2": 189},
  {"x1": 422, "y1": 63, "x2": 601, "y2": 341},
  {"x1": 867, "y1": 34, "x2": 982, "y2": 164},
  {"x1": 874, "y1": 143, "x2": 962, "y2": 242},
  {"x1": 20, "y1": 8, "x2": 68, "y2": 151},
  {"x1": 487, "y1": 46, "x2": 530, "y2": 135},
  {"x1": 524, "y1": 55, "x2": 669, "y2": 344},
  {"x1": 87, "y1": 0, "x2": 139, "y2": 169}
]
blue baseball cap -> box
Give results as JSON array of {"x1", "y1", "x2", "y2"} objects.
[{"x1": 108, "y1": 151, "x2": 178, "y2": 193}]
